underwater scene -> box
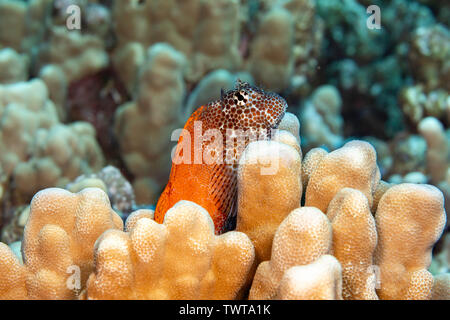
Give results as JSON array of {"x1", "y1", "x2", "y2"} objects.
[{"x1": 0, "y1": 0, "x2": 448, "y2": 301}]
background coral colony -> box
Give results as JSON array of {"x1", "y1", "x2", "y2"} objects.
[{"x1": 0, "y1": 0, "x2": 448, "y2": 301}]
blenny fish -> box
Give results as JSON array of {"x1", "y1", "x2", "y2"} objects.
[{"x1": 154, "y1": 81, "x2": 287, "y2": 233}]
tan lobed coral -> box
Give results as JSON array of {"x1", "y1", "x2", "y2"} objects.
[
  {"x1": 34, "y1": 26, "x2": 109, "y2": 84},
  {"x1": 0, "y1": 110, "x2": 448, "y2": 300},
  {"x1": 236, "y1": 139, "x2": 302, "y2": 264},
  {"x1": 0, "y1": 242, "x2": 27, "y2": 299},
  {"x1": 114, "y1": 43, "x2": 186, "y2": 204},
  {"x1": 85, "y1": 200, "x2": 254, "y2": 300},
  {"x1": 249, "y1": 207, "x2": 332, "y2": 300},
  {"x1": 0, "y1": 0, "x2": 28, "y2": 51},
  {"x1": 299, "y1": 85, "x2": 344, "y2": 150},
  {"x1": 400, "y1": 85, "x2": 449, "y2": 124},
  {"x1": 66, "y1": 165, "x2": 136, "y2": 214},
  {"x1": 278, "y1": 112, "x2": 301, "y2": 144},
  {"x1": 0, "y1": 79, "x2": 105, "y2": 201},
  {"x1": 400, "y1": 24, "x2": 449, "y2": 125},
  {"x1": 0, "y1": 188, "x2": 123, "y2": 300},
  {"x1": 327, "y1": 188, "x2": 378, "y2": 300},
  {"x1": 418, "y1": 117, "x2": 450, "y2": 220},
  {"x1": 38, "y1": 64, "x2": 68, "y2": 121},
  {"x1": 247, "y1": 0, "x2": 323, "y2": 94},
  {"x1": 409, "y1": 24, "x2": 449, "y2": 91},
  {"x1": 240, "y1": 128, "x2": 448, "y2": 300},
  {"x1": 304, "y1": 140, "x2": 380, "y2": 212},
  {"x1": 275, "y1": 255, "x2": 342, "y2": 300},
  {"x1": 0, "y1": 0, "x2": 108, "y2": 80},
  {"x1": 247, "y1": 7, "x2": 294, "y2": 92},
  {"x1": 0, "y1": 48, "x2": 29, "y2": 84},
  {"x1": 112, "y1": 0, "x2": 240, "y2": 83},
  {"x1": 374, "y1": 184, "x2": 446, "y2": 300},
  {"x1": 300, "y1": 147, "x2": 328, "y2": 190},
  {"x1": 1, "y1": 205, "x2": 29, "y2": 244},
  {"x1": 111, "y1": 0, "x2": 322, "y2": 92},
  {"x1": 418, "y1": 117, "x2": 449, "y2": 185}
]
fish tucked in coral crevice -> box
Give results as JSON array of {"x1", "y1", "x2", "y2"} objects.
[{"x1": 154, "y1": 81, "x2": 287, "y2": 233}]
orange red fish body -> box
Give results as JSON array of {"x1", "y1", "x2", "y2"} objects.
[{"x1": 154, "y1": 81, "x2": 287, "y2": 233}]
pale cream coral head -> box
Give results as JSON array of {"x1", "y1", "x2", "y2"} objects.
[
  {"x1": 276, "y1": 255, "x2": 343, "y2": 300},
  {"x1": 237, "y1": 139, "x2": 302, "y2": 263},
  {"x1": 305, "y1": 140, "x2": 380, "y2": 212},
  {"x1": 374, "y1": 183, "x2": 447, "y2": 300},
  {"x1": 86, "y1": 200, "x2": 255, "y2": 300}
]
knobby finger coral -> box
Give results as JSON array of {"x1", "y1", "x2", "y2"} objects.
[
  {"x1": 0, "y1": 48, "x2": 28, "y2": 84},
  {"x1": 277, "y1": 112, "x2": 301, "y2": 143},
  {"x1": 236, "y1": 139, "x2": 302, "y2": 264},
  {"x1": 275, "y1": 255, "x2": 342, "y2": 300},
  {"x1": 418, "y1": 117, "x2": 449, "y2": 185},
  {"x1": 299, "y1": 85, "x2": 344, "y2": 150},
  {"x1": 66, "y1": 165, "x2": 136, "y2": 215},
  {"x1": 305, "y1": 140, "x2": 380, "y2": 212},
  {"x1": 249, "y1": 207, "x2": 332, "y2": 300},
  {"x1": 374, "y1": 183, "x2": 446, "y2": 300},
  {"x1": 301, "y1": 147, "x2": 328, "y2": 190},
  {"x1": 114, "y1": 43, "x2": 186, "y2": 205},
  {"x1": 0, "y1": 187, "x2": 123, "y2": 300},
  {"x1": 34, "y1": 26, "x2": 109, "y2": 84},
  {"x1": 247, "y1": 7, "x2": 294, "y2": 92},
  {"x1": 327, "y1": 188, "x2": 378, "y2": 300},
  {"x1": 112, "y1": 0, "x2": 240, "y2": 83},
  {"x1": 85, "y1": 201, "x2": 255, "y2": 300},
  {"x1": 0, "y1": 242, "x2": 27, "y2": 299},
  {"x1": 0, "y1": 79, "x2": 105, "y2": 202},
  {"x1": 417, "y1": 117, "x2": 450, "y2": 219}
]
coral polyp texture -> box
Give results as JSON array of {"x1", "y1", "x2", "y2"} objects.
[
  {"x1": 0, "y1": 113, "x2": 448, "y2": 300},
  {"x1": 0, "y1": 187, "x2": 123, "y2": 299},
  {"x1": 275, "y1": 255, "x2": 343, "y2": 300},
  {"x1": 374, "y1": 184, "x2": 446, "y2": 300},
  {"x1": 0, "y1": 79, "x2": 104, "y2": 200},
  {"x1": 114, "y1": 43, "x2": 186, "y2": 204},
  {"x1": 305, "y1": 140, "x2": 380, "y2": 212},
  {"x1": 0, "y1": 0, "x2": 448, "y2": 302},
  {"x1": 236, "y1": 139, "x2": 302, "y2": 263},
  {"x1": 84, "y1": 201, "x2": 255, "y2": 300},
  {"x1": 327, "y1": 188, "x2": 378, "y2": 300},
  {"x1": 249, "y1": 207, "x2": 333, "y2": 300}
]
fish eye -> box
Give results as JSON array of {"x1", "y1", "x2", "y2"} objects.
[{"x1": 236, "y1": 92, "x2": 245, "y2": 101}]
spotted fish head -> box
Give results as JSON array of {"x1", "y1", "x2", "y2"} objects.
[{"x1": 205, "y1": 80, "x2": 287, "y2": 132}]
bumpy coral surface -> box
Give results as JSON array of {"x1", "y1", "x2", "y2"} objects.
[
  {"x1": 237, "y1": 139, "x2": 302, "y2": 263},
  {"x1": 328, "y1": 188, "x2": 378, "y2": 300},
  {"x1": 249, "y1": 207, "x2": 332, "y2": 299},
  {"x1": 0, "y1": 188, "x2": 123, "y2": 300},
  {"x1": 115, "y1": 43, "x2": 186, "y2": 204},
  {"x1": 0, "y1": 0, "x2": 448, "y2": 302},
  {"x1": 67, "y1": 165, "x2": 136, "y2": 215},
  {"x1": 305, "y1": 140, "x2": 380, "y2": 212},
  {"x1": 85, "y1": 201, "x2": 254, "y2": 300},
  {"x1": 0, "y1": 79, "x2": 105, "y2": 201},
  {"x1": 374, "y1": 184, "x2": 446, "y2": 300},
  {"x1": 275, "y1": 255, "x2": 343, "y2": 300}
]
